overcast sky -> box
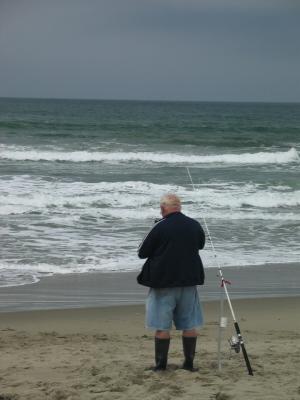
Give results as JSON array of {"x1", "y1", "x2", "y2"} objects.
[{"x1": 0, "y1": 0, "x2": 299, "y2": 102}]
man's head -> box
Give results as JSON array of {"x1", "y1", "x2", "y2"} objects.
[{"x1": 160, "y1": 193, "x2": 181, "y2": 217}]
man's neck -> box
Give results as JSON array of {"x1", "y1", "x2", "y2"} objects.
[{"x1": 163, "y1": 209, "x2": 181, "y2": 218}]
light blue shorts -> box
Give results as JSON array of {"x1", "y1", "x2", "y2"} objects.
[{"x1": 146, "y1": 286, "x2": 204, "y2": 331}]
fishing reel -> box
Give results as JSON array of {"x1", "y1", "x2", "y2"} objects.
[{"x1": 228, "y1": 335, "x2": 241, "y2": 353}]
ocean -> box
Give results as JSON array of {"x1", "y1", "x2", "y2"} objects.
[{"x1": 0, "y1": 98, "x2": 299, "y2": 287}]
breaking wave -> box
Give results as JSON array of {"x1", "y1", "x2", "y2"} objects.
[
  {"x1": 1, "y1": 177, "x2": 299, "y2": 219},
  {"x1": 0, "y1": 146, "x2": 299, "y2": 165}
]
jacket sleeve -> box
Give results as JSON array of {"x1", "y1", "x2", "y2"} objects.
[
  {"x1": 138, "y1": 224, "x2": 160, "y2": 259},
  {"x1": 198, "y1": 224, "x2": 206, "y2": 250}
]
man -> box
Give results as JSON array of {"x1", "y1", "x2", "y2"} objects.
[{"x1": 137, "y1": 193, "x2": 205, "y2": 372}]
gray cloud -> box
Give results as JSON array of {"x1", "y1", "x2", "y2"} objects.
[{"x1": 0, "y1": 0, "x2": 299, "y2": 101}]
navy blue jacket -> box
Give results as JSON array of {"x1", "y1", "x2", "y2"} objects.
[{"x1": 137, "y1": 212, "x2": 205, "y2": 288}]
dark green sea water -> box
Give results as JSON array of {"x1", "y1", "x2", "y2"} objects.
[{"x1": 0, "y1": 98, "x2": 299, "y2": 286}]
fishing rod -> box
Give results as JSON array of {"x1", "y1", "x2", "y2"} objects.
[{"x1": 186, "y1": 167, "x2": 254, "y2": 376}]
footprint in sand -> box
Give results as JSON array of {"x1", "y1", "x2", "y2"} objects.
[{"x1": 215, "y1": 392, "x2": 232, "y2": 400}]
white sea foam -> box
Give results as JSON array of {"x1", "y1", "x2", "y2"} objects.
[
  {"x1": 0, "y1": 256, "x2": 141, "y2": 287},
  {"x1": 1, "y1": 177, "x2": 299, "y2": 218},
  {"x1": 0, "y1": 145, "x2": 299, "y2": 165},
  {"x1": 1, "y1": 176, "x2": 299, "y2": 285}
]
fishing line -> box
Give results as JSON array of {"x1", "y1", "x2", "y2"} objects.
[{"x1": 186, "y1": 167, "x2": 254, "y2": 376}]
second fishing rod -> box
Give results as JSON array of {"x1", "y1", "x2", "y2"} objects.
[{"x1": 186, "y1": 167, "x2": 254, "y2": 376}]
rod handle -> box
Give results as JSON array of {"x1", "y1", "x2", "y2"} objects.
[{"x1": 234, "y1": 322, "x2": 254, "y2": 376}]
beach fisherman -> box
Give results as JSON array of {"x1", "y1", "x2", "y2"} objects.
[{"x1": 137, "y1": 194, "x2": 205, "y2": 371}]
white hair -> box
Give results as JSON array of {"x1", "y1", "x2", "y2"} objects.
[{"x1": 160, "y1": 193, "x2": 181, "y2": 209}]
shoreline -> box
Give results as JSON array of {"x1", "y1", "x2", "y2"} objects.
[{"x1": 0, "y1": 262, "x2": 299, "y2": 312}]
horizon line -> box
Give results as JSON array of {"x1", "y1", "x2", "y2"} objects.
[{"x1": 0, "y1": 95, "x2": 300, "y2": 105}]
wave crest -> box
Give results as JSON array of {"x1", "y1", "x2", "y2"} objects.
[{"x1": 0, "y1": 146, "x2": 299, "y2": 165}]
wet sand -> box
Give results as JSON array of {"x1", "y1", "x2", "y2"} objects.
[{"x1": 0, "y1": 263, "x2": 299, "y2": 312}]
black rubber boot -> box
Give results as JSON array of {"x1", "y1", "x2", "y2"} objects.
[
  {"x1": 151, "y1": 337, "x2": 170, "y2": 371},
  {"x1": 182, "y1": 336, "x2": 198, "y2": 372}
]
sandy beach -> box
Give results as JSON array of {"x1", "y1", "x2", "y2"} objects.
[{"x1": 0, "y1": 296, "x2": 299, "y2": 400}]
